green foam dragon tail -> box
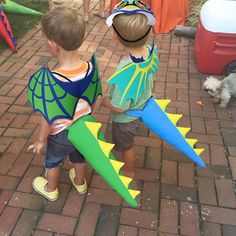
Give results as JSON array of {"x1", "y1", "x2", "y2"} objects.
[
  {"x1": 67, "y1": 115, "x2": 140, "y2": 207},
  {"x1": 1, "y1": 0, "x2": 43, "y2": 16}
]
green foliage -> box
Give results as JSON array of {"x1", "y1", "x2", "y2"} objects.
[
  {"x1": 0, "y1": 0, "x2": 49, "y2": 52},
  {"x1": 187, "y1": 0, "x2": 207, "y2": 27}
]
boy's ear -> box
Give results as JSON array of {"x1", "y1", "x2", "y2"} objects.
[{"x1": 47, "y1": 40, "x2": 59, "y2": 55}]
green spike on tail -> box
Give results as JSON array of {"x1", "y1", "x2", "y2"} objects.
[{"x1": 67, "y1": 115, "x2": 140, "y2": 207}]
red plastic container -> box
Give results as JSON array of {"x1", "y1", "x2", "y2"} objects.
[{"x1": 195, "y1": 0, "x2": 236, "y2": 75}]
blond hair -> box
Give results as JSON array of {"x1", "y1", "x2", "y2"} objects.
[
  {"x1": 41, "y1": 7, "x2": 85, "y2": 51},
  {"x1": 112, "y1": 14, "x2": 151, "y2": 48}
]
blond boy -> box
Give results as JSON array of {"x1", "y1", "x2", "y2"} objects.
[{"x1": 102, "y1": 12, "x2": 155, "y2": 177}]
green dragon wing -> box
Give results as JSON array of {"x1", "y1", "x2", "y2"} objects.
[
  {"x1": 107, "y1": 45, "x2": 159, "y2": 106},
  {"x1": 27, "y1": 53, "x2": 102, "y2": 124}
]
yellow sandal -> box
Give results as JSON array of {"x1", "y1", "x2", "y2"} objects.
[
  {"x1": 69, "y1": 168, "x2": 87, "y2": 194},
  {"x1": 32, "y1": 176, "x2": 58, "y2": 201}
]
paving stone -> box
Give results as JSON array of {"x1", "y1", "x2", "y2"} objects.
[
  {"x1": 197, "y1": 165, "x2": 231, "y2": 179},
  {"x1": 161, "y1": 184, "x2": 197, "y2": 202},
  {"x1": 139, "y1": 228, "x2": 158, "y2": 236},
  {"x1": 180, "y1": 202, "x2": 200, "y2": 236},
  {"x1": 0, "y1": 207, "x2": 22, "y2": 235},
  {"x1": 145, "y1": 147, "x2": 161, "y2": 170},
  {"x1": 222, "y1": 225, "x2": 236, "y2": 236},
  {"x1": 0, "y1": 190, "x2": 13, "y2": 214},
  {"x1": 161, "y1": 160, "x2": 177, "y2": 185},
  {"x1": 74, "y1": 203, "x2": 101, "y2": 236},
  {"x1": 163, "y1": 149, "x2": 192, "y2": 163},
  {"x1": 141, "y1": 182, "x2": 159, "y2": 212},
  {"x1": 228, "y1": 146, "x2": 236, "y2": 156},
  {"x1": 120, "y1": 208, "x2": 158, "y2": 230},
  {"x1": 62, "y1": 189, "x2": 86, "y2": 217},
  {"x1": 118, "y1": 225, "x2": 138, "y2": 236},
  {"x1": 44, "y1": 183, "x2": 70, "y2": 214},
  {"x1": 86, "y1": 188, "x2": 122, "y2": 206},
  {"x1": 229, "y1": 156, "x2": 236, "y2": 180},
  {"x1": 215, "y1": 179, "x2": 236, "y2": 208},
  {"x1": 8, "y1": 152, "x2": 34, "y2": 177},
  {"x1": 11, "y1": 209, "x2": 41, "y2": 236},
  {"x1": 221, "y1": 128, "x2": 236, "y2": 146},
  {"x1": 178, "y1": 162, "x2": 195, "y2": 188},
  {"x1": 0, "y1": 175, "x2": 19, "y2": 190},
  {"x1": 201, "y1": 205, "x2": 236, "y2": 225},
  {"x1": 32, "y1": 230, "x2": 53, "y2": 236},
  {"x1": 9, "y1": 192, "x2": 44, "y2": 210},
  {"x1": 202, "y1": 222, "x2": 222, "y2": 236},
  {"x1": 210, "y1": 144, "x2": 228, "y2": 166},
  {"x1": 95, "y1": 205, "x2": 120, "y2": 236},
  {"x1": 197, "y1": 177, "x2": 217, "y2": 205},
  {"x1": 159, "y1": 199, "x2": 178, "y2": 234}
]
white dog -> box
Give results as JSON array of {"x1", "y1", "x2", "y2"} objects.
[{"x1": 203, "y1": 73, "x2": 236, "y2": 108}]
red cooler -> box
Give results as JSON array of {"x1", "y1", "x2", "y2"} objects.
[{"x1": 195, "y1": 0, "x2": 236, "y2": 75}]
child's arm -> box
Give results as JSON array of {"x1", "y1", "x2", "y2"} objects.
[
  {"x1": 28, "y1": 117, "x2": 51, "y2": 154},
  {"x1": 101, "y1": 95, "x2": 125, "y2": 113}
]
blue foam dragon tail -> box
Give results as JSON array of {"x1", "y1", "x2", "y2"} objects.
[{"x1": 126, "y1": 97, "x2": 206, "y2": 168}]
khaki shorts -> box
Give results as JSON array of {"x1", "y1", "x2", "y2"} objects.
[{"x1": 112, "y1": 120, "x2": 139, "y2": 152}]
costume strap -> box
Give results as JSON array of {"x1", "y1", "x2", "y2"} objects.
[{"x1": 112, "y1": 24, "x2": 152, "y2": 43}]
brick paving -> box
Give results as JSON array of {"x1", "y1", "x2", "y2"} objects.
[{"x1": 1, "y1": 1, "x2": 236, "y2": 236}]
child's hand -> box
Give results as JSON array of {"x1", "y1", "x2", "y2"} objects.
[
  {"x1": 101, "y1": 95, "x2": 111, "y2": 108},
  {"x1": 27, "y1": 140, "x2": 45, "y2": 155}
]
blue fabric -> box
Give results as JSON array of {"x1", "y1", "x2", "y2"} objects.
[
  {"x1": 45, "y1": 129, "x2": 85, "y2": 168},
  {"x1": 126, "y1": 97, "x2": 206, "y2": 168}
]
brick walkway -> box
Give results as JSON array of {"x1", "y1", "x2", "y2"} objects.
[{"x1": 1, "y1": 1, "x2": 236, "y2": 236}]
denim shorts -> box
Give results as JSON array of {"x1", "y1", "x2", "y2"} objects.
[
  {"x1": 112, "y1": 120, "x2": 139, "y2": 152},
  {"x1": 45, "y1": 129, "x2": 85, "y2": 169}
]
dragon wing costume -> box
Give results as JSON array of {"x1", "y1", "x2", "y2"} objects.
[
  {"x1": 106, "y1": 0, "x2": 206, "y2": 168},
  {"x1": 0, "y1": 7, "x2": 16, "y2": 53},
  {"x1": 27, "y1": 54, "x2": 140, "y2": 207}
]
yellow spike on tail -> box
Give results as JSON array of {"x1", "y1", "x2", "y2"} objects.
[
  {"x1": 186, "y1": 138, "x2": 198, "y2": 147},
  {"x1": 97, "y1": 140, "x2": 114, "y2": 157},
  {"x1": 85, "y1": 122, "x2": 101, "y2": 138},
  {"x1": 119, "y1": 176, "x2": 132, "y2": 188},
  {"x1": 155, "y1": 99, "x2": 171, "y2": 111},
  {"x1": 194, "y1": 148, "x2": 204, "y2": 156},
  {"x1": 110, "y1": 160, "x2": 124, "y2": 174},
  {"x1": 166, "y1": 113, "x2": 183, "y2": 125},
  {"x1": 177, "y1": 127, "x2": 191, "y2": 137},
  {"x1": 129, "y1": 189, "x2": 140, "y2": 199}
]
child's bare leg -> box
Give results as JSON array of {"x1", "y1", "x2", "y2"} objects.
[
  {"x1": 74, "y1": 162, "x2": 86, "y2": 185},
  {"x1": 48, "y1": 0, "x2": 54, "y2": 9},
  {"x1": 83, "y1": 0, "x2": 90, "y2": 21},
  {"x1": 93, "y1": 0, "x2": 106, "y2": 18},
  {"x1": 122, "y1": 145, "x2": 135, "y2": 177},
  {"x1": 99, "y1": 0, "x2": 105, "y2": 15},
  {"x1": 46, "y1": 166, "x2": 60, "y2": 192}
]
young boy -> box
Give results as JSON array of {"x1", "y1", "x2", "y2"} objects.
[
  {"x1": 101, "y1": 1, "x2": 158, "y2": 177},
  {"x1": 28, "y1": 7, "x2": 94, "y2": 201}
]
